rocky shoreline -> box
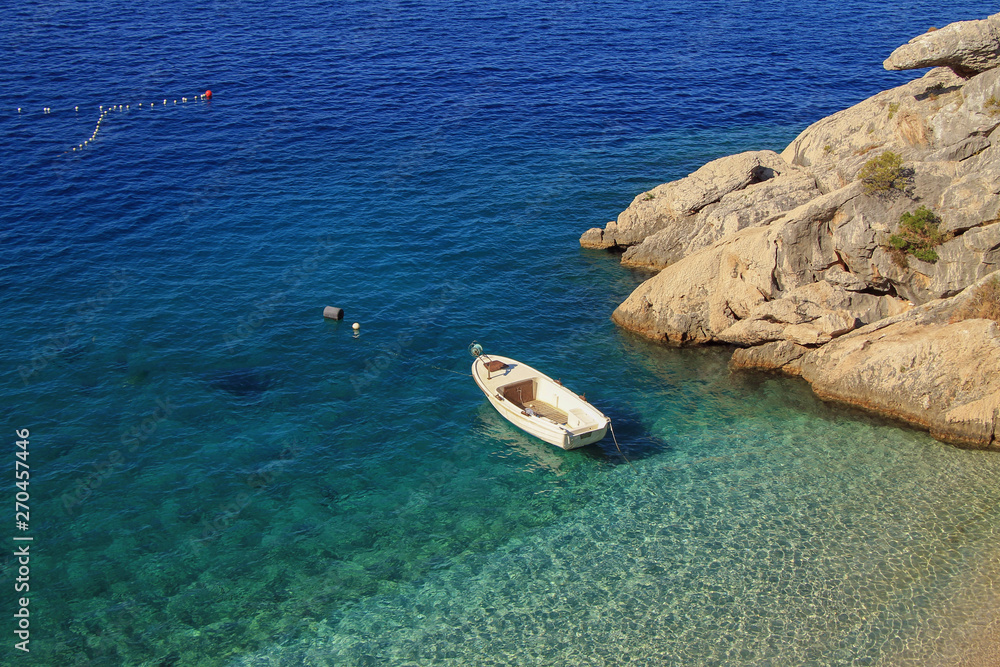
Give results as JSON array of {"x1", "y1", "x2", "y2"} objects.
[{"x1": 583, "y1": 13, "x2": 1000, "y2": 450}]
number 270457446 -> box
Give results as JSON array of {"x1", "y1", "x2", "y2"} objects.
[{"x1": 15, "y1": 429, "x2": 29, "y2": 530}]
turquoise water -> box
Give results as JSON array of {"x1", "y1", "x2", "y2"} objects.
[{"x1": 2, "y1": 1, "x2": 999, "y2": 664}]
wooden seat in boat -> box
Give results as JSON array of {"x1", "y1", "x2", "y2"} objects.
[
  {"x1": 524, "y1": 400, "x2": 568, "y2": 424},
  {"x1": 485, "y1": 359, "x2": 508, "y2": 379}
]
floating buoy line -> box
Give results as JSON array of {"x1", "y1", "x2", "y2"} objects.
[{"x1": 10, "y1": 89, "x2": 213, "y2": 154}]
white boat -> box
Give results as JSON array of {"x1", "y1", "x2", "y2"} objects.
[{"x1": 471, "y1": 348, "x2": 610, "y2": 450}]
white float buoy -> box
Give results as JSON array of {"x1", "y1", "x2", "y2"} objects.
[
  {"x1": 352, "y1": 322, "x2": 360, "y2": 331},
  {"x1": 323, "y1": 306, "x2": 344, "y2": 320}
]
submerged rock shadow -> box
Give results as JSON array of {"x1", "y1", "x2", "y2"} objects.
[{"x1": 207, "y1": 367, "x2": 280, "y2": 402}]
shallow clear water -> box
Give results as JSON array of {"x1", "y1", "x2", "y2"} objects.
[{"x1": 2, "y1": 1, "x2": 998, "y2": 665}]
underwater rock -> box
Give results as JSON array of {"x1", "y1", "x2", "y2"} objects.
[{"x1": 208, "y1": 368, "x2": 278, "y2": 399}]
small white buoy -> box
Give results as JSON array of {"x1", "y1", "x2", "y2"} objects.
[
  {"x1": 75, "y1": 106, "x2": 79, "y2": 111},
  {"x1": 352, "y1": 322, "x2": 360, "y2": 331}
]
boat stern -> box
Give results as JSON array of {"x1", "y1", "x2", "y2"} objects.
[{"x1": 561, "y1": 418, "x2": 610, "y2": 450}]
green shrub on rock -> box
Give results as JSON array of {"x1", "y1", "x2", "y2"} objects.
[
  {"x1": 886, "y1": 206, "x2": 948, "y2": 264},
  {"x1": 859, "y1": 150, "x2": 905, "y2": 195}
]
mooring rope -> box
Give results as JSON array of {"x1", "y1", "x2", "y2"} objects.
[
  {"x1": 609, "y1": 422, "x2": 637, "y2": 474},
  {"x1": 427, "y1": 363, "x2": 472, "y2": 377}
]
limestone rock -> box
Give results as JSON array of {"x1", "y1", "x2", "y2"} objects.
[
  {"x1": 729, "y1": 341, "x2": 809, "y2": 373},
  {"x1": 935, "y1": 166, "x2": 1000, "y2": 235},
  {"x1": 716, "y1": 280, "x2": 909, "y2": 347},
  {"x1": 865, "y1": 222, "x2": 1000, "y2": 304},
  {"x1": 780, "y1": 68, "x2": 967, "y2": 193},
  {"x1": 588, "y1": 11, "x2": 1000, "y2": 450},
  {"x1": 611, "y1": 225, "x2": 777, "y2": 345},
  {"x1": 797, "y1": 277, "x2": 1000, "y2": 449},
  {"x1": 926, "y1": 222, "x2": 1000, "y2": 298},
  {"x1": 823, "y1": 266, "x2": 870, "y2": 292},
  {"x1": 579, "y1": 150, "x2": 801, "y2": 253},
  {"x1": 579, "y1": 226, "x2": 614, "y2": 249},
  {"x1": 620, "y1": 166, "x2": 818, "y2": 270},
  {"x1": 927, "y1": 67, "x2": 1000, "y2": 149},
  {"x1": 883, "y1": 13, "x2": 1000, "y2": 77},
  {"x1": 609, "y1": 165, "x2": 994, "y2": 346},
  {"x1": 611, "y1": 187, "x2": 876, "y2": 346}
]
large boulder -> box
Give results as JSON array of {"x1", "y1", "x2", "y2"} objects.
[
  {"x1": 579, "y1": 150, "x2": 811, "y2": 254},
  {"x1": 884, "y1": 13, "x2": 1000, "y2": 77},
  {"x1": 927, "y1": 67, "x2": 1000, "y2": 149},
  {"x1": 611, "y1": 186, "x2": 869, "y2": 345},
  {"x1": 716, "y1": 280, "x2": 911, "y2": 347},
  {"x1": 780, "y1": 67, "x2": 968, "y2": 194},
  {"x1": 611, "y1": 169, "x2": 1000, "y2": 347},
  {"x1": 620, "y1": 166, "x2": 818, "y2": 270},
  {"x1": 796, "y1": 275, "x2": 1000, "y2": 449},
  {"x1": 729, "y1": 340, "x2": 810, "y2": 374},
  {"x1": 611, "y1": 225, "x2": 777, "y2": 345}
]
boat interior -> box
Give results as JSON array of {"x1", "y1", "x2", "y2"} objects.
[
  {"x1": 500, "y1": 378, "x2": 572, "y2": 425},
  {"x1": 500, "y1": 379, "x2": 535, "y2": 407}
]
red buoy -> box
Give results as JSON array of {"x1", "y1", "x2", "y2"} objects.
[{"x1": 205, "y1": 90, "x2": 213, "y2": 100}]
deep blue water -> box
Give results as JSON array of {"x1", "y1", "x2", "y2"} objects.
[{"x1": 2, "y1": 1, "x2": 999, "y2": 665}]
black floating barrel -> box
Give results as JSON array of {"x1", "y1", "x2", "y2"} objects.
[{"x1": 323, "y1": 306, "x2": 344, "y2": 320}]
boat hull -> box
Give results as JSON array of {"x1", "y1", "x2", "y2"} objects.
[{"x1": 472, "y1": 354, "x2": 610, "y2": 450}]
